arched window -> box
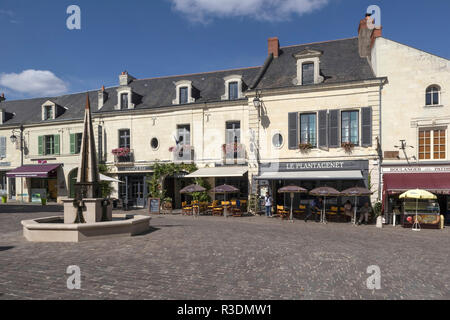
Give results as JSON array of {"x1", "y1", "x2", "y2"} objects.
[{"x1": 426, "y1": 85, "x2": 440, "y2": 106}]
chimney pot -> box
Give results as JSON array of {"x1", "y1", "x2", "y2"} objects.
[{"x1": 268, "y1": 37, "x2": 280, "y2": 58}]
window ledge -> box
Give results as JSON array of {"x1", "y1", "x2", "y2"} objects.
[{"x1": 424, "y1": 104, "x2": 443, "y2": 108}]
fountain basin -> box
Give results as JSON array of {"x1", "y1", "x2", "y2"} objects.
[{"x1": 21, "y1": 214, "x2": 151, "y2": 242}]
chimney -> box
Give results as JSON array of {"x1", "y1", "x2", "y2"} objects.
[
  {"x1": 0, "y1": 109, "x2": 4, "y2": 124},
  {"x1": 370, "y1": 26, "x2": 382, "y2": 48},
  {"x1": 268, "y1": 37, "x2": 280, "y2": 58},
  {"x1": 98, "y1": 85, "x2": 108, "y2": 110},
  {"x1": 0, "y1": 93, "x2": 5, "y2": 103},
  {"x1": 119, "y1": 71, "x2": 135, "y2": 86}
]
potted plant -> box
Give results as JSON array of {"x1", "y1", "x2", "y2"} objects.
[
  {"x1": 1, "y1": 194, "x2": 7, "y2": 204},
  {"x1": 298, "y1": 142, "x2": 313, "y2": 152},
  {"x1": 162, "y1": 197, "x2": 173, "y2": 210},
  {"x1": 341, "y1": 142, "x2": 355, "y2": 153}
]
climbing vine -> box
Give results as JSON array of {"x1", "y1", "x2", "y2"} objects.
[{"x1": 147, "y1": 162, "x2": 210, "y2": 200}]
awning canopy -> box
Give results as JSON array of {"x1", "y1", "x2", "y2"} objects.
[
  {"x1": 255, "y1": 170, "x2": 363, "y2": 180},
  {"x1": 383, "y1": 173, "x2": 450, "y2": 195},
  {"x1": 186, "y1": 166, "x2": 248, "y2": 178},
  {"x1": 99, "y1": 173, "x2": 123, "y2": 183},
  {"x1": 6, "y1": 164, "x2": 61, "y2": 178}
]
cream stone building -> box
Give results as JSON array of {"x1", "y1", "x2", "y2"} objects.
[{"x1": 0, "y1": 21, "x2": 448, "y2": 219}]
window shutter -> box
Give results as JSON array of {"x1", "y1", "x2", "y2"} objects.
[
  {"x1": 318, "y1": 110, "x2": 328, "y2": 150},
  {"x1": 54, "y1": 135, "x2": 60, "y2": 155},
  {"x1": 38, "y1": 136, "x2": 44, "y2": 155},
  {"x1": 98, "y1": 126, "x2": 103, "y2": 162},
  {"x1": 70, "y1": 133, "x2": 75, "y2": 154},
  {"x1": 328, "y1": 109, "x2": 340, "y2": 148},
  {"x1": 288, "y1": 112, "x2": 298, "y2": 149},
  {"x1": 361, "y1": 107, "x2": 372, "y2": 147},
  {"x1": 0, "y1": 136, "x2": 6, "y2": 158}
]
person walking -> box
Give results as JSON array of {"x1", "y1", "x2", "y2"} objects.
[
  {"x1": 358, "y1": 201, "x2": 373, "y2": 225},
  {"x1": 304, "y1": 197, "x2": 322, "y2": 222},
  {"x1": 264, "y1": 192, "x2": 273, "y2": 217}
]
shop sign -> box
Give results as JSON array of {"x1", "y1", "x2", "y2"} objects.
[
  {"x1": 382, "y1": 166, "x2": 450, "y2": 173},
  {"x1": 261, "y1": 160, "x2": 368, "y2": 172},
  {"x1": 118, "y1": 166, "x2": 153, "y2": 172}
]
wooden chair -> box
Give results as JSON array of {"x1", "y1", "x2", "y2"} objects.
[
  {"x1": 207, "y1": 200, "x2": 219, "y2": 215},
  {"x1": 182, "y1": 201, "x2": 193, "y2": 215},
  {"x1": 231, "y1": 200, "x2": 243, "y2": 217},
  {"x1": 294, "y1": 204, "x2": 306, "y2": 218},
  {"x1": 326, "y1": 206, "x2": 339, "y2": 222},
  {"x1": 277, "y1": 205, "x2": 290, "y2": 220}
]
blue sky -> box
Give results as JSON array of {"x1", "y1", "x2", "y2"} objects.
[{"x1": 0, "y1": 0, "x2": 449, "y2": 100}]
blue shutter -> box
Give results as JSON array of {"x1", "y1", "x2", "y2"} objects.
[
  {"x1": 0, "y1": 136, "x2": 6, "y2": 158},
  {"x1": 288, "y1": 112, "x2": 298, "y2": 149},
  {"x1": 328, "y1": 110, "x2": 340, "y2": 148},
  {"x1": 361, "y1": 107, "x2": 372, "y2": 147}
]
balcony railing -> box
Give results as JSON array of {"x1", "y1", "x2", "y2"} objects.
[
  {"x1": 112, "y1": 148, "x2": 134, "y2": 165},
  {"x1": 222, "y1": 143, "x2": 246, "y2": 165},
  {"x1": 172, "y1": 145, "x2": 194, "y2": 163}
]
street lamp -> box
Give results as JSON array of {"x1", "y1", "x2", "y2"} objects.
[{"x1": 10, "y1": 125, "x2": 25, "y2": 202}]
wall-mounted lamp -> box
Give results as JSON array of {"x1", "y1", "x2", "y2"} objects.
[{"x1": 253, "y1": 89, "x2": 262, "y2": 109}]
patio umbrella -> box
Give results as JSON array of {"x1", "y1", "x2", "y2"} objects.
[
  {"x1": 278, "y1": 185, "x2": 308, "y2": 221},
  {"x1": 309, "y1": 187, "x2": 340, "y2": 223},
  {"x1": 211, "y1": 184, "x2": 239, "y2": 217},
  {"x1": 340, "y1": 187, "x2": 373, "y2": 225},
  {"x1": 180, "y1": 184, "x2": 206, "y2": 216},
  {"x1": 399, "y1": 189, "x2": 437, "y2": 231}
]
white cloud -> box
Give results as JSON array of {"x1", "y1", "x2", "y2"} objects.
[
  {"x1": 170, "y1": 0, "x2": 330, "y2": 23},
  {"x1": 0, "y1": 70, "x2": 68, "y2": 97}
]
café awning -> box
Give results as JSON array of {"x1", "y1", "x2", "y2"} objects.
[
  {"x1": 383, "y1": 173, "x2": 450, "y2": 195},
  {"x1": 255, "y1": 170, "x2": 363, "y2": 180},
  {"x1": 6, "y1": 164, "x2": 61, "y2": 178},
  {"x1": 186, "y1": 166, "x2": 248, "y2": 178}
]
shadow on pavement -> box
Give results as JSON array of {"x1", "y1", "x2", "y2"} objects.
[
  {"x1": 0, "y1": 246, "x2": 14, "y2": 252},
  {"x1": 0, "y1": 204, "x2": 63, "y2": 214}
]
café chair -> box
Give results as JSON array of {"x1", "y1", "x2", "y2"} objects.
[{"x1": 277, "y1": 205, "x2": 289, "y2": 220}]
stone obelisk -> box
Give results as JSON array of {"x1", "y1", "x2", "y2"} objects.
[{"x1": 63, "y1": 93, "x2": 112, "y2": 223}]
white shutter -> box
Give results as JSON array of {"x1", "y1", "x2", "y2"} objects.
[{"x1": 0, "y1": 136, "x2": 6, "y2": 158}]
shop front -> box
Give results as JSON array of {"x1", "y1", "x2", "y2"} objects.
[
  {"x1": 116, "y1": 166, "x2": 153, "y2": 209},
  {"x1": 6, "y1": 164, "x2": 61, "y2": 202},
  {"x1": 382, "y1": 164, "x2": 450, "y2": 225},
  {"x1": 185, "y1": 166, "x2": 249, "y2": 202},
  {"x1": 256, "y1": 160, "x2": 370, "y2": 210}
]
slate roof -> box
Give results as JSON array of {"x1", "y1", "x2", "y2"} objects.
[
  {"x1": 0, "y1": 37, "x2": 377, "y2": 127},
  {"x1": 256, "y1": 37, "x2": 376, "y2": 89},
  {"x1": 0, "y1": 67, "x2": 261, "y2": 126}
]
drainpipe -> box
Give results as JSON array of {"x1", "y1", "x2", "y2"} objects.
[{"x1": 378, "y1": 78, "x2": 385, "y2": 202}]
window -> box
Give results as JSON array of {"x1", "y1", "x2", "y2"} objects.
[
  {"x1": 226, "y1": 121, "x2": 241, "y2": 144},
  {"x1": 70, "y1": 133, "x2": 83, "y2": 154},
  {"x1": 419, "y1": 129, "x2": 446, "y2": 160},
  {"x1": 120, "y1": 93, "x2": 129, "y2": 109},
  {"x1": 228, "y1": 82, "x2": 238, "y2": 100},
  {"x1": 426, "y1": 86, "x2": 440, "y2": 106},
  {"x1": 44, "y1": 106, "x2": 53, "y2": 120},
  {"x1": 341, "y1": 111, "x2": 359, "y2": 145},
  {"x1": 179, "y1": 87, "x2": 188, "y2": 104},
  {"x1": 176, "y1": 125, "x2": 190, "y2": 145},
  {"x1": 45, "y1": 135, "x2": 55, "y2": 155},
  {"x1": 300, "y1": 113, "x2": 317, "y2": 147},
  {"x1": 119, "y1": 129, "x2": 130, "y2": 148},
  {"x1": 272, "y1": 133, "x2": 283, "y2": 148},
  {"x1": 302, "y1": 63, "x2": 314, "y2": 85},
  {"x1": 151, "y1": 137, "x2": 159, "y2": 150}
]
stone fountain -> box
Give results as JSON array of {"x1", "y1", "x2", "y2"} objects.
[{"x1": 21, "y1": 94, "x2": 151, "y2": 242}]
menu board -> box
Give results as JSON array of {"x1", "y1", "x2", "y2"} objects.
[{"x1": 149, "y1": 198, "x2": 160, "y2": 214}]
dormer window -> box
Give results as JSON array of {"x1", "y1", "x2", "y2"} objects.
[
  {"x1": 221, "y1": 75, "x2": 243, "y2": 100},
  {"x1": 41, "y1": 100, "x2": 65, "y2": 120},
  {"x1": 44, "y1": 105, "x2": 53, "y2": 120},
  {"x1": 293, "y1": 49, "x2": 324, "y2": 86},
  {"x1": 179, "y1": 87, "x2": 188, "y2": 104},
  {"x1": 173, "y1": 80, "x2": 195, "y2": 105},
  {"x1": 229, "y1": 82, "x2": 238, "y2": 100},
  {"x1": 426, "y1": 85, "x2": 441, "y2": 106},
  {"x1": 120, "y1": 93, "x2": 129, "y2": 109}
]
